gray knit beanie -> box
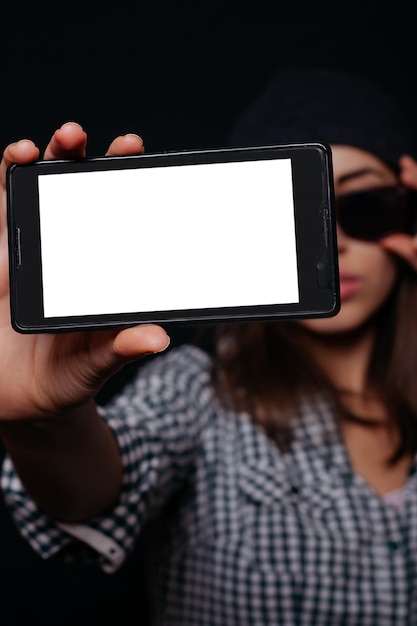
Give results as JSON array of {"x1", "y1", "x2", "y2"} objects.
[{"x1": 229, "y1": 66, "x2": 416, "y2": 170}]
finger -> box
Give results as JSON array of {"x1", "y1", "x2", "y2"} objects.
[
  {"x1": 112, "y1": 324, "x2": 170, "y2": 359},
  {"x1": 105, "y1": 133, "x2": 145, "y2": 157},
  {"x1": 398, "y1": 155, "x2": 417, "y2": 190},
  {"x1": 379, "y1": 232, "x2": 417, "y2": 271},
  {"x1": 50, "y1": 325, "x2": 171, "y2": 400},
  {"x1": 43, "y1": 122, "x2": 88, "y2": 161},
  {"x1": 0, "y1": 140, "x2": 41, "y2": 235},
  {"x1": 0, "y1": 139, "x2": 40, "y2": 187}
]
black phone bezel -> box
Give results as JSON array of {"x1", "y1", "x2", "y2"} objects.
[{"x1": 7, "y1": 142, "x2": 340, "y2": 333}]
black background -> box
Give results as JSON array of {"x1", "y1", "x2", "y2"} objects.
[
  {"x1": 2, "y1": 1, "x2": 417, "y2": 156},
  {"x1": 1, "y1": 1, "x2": 417, "y2": 624}
]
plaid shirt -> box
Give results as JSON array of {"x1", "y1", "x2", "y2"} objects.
[{"x1": 2, "y1": 345, "x2": 417, "y2": 625}]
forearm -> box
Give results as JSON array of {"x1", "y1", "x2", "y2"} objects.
[{"x1": 0, "y1": 400, "x2": 122, "y2": 522}]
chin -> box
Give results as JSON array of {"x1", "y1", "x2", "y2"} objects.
[{"x1": 299, "y1": 309, "x2": 372, "y2": 337}]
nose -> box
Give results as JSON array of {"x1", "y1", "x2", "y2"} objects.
[{"x1": 336, "y1": 222, "x2": 349, "y2": 251}]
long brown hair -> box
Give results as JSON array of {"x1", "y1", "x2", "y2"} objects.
[{"x1": 211, "y1": 263, "x2": 417, "y2": 461}]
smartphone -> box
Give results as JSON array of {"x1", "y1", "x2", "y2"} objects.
[{"x1": 6, "y1": 142, "x2": 340, "y2": 333}]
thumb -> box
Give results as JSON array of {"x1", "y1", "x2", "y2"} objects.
[{"x1": 112, "y1": 324, "x2": 170, "y2": 360}]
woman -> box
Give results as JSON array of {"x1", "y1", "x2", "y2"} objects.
[{"x1": 2, "y1": 67, "x2": 417, "y2": 624}]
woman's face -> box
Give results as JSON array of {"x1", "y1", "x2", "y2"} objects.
[{"x1": 301, "y1": 145, "x2": 400, "y2": 336}]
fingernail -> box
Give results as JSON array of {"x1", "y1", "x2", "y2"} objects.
[
  {"x1": 124, "y1": 133, "x2": 144, "y2": 147},
  {"x1": 60, "y1": 121, "x2": 84, "y2": 131},
  {"x1": 141, "y1": 336, "x2": 171, "y2": 357},
  {"x1": 155, "y1": 337, "x2": 171, "y2": 353}
]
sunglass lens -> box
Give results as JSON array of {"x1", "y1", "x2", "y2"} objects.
[{"x1": 337, "y1": 187, "x2": 416, "y2": 241}]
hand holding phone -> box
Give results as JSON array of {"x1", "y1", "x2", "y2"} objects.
[{"x1": 0, "y1": 124, "x2": 169, "y2": 423}]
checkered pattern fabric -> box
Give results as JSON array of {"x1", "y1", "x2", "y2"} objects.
[{"x1": 3, "y1": 345, "x2": 417, "y2": 625}]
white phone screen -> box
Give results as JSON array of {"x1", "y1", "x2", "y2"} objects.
[{"x1": 38, "y1": 158, "x2": 299, "y2": 318}]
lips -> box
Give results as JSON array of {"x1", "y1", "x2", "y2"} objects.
[{"x1": 339, "y1": 272, "x2": 361, "y2": 300}]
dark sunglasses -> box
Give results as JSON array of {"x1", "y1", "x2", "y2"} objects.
[{"x1": 336, "y1": 186, "x2": 417, "y2": 242}]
